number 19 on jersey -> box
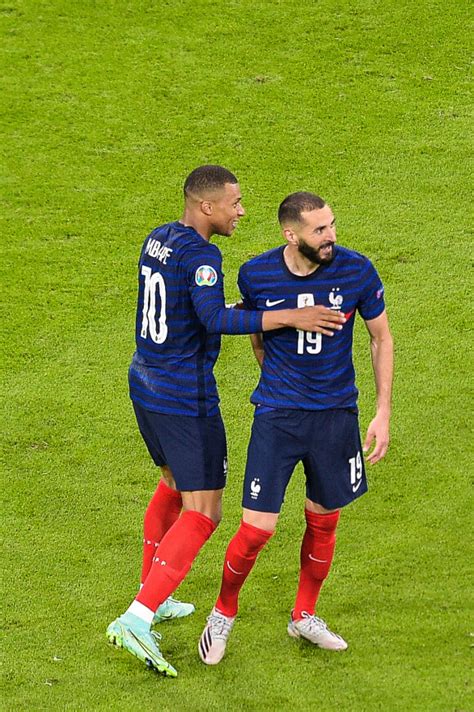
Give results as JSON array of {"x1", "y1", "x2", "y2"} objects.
[{"x1": 297, "y1": 293, "x2": 322, "y2": 355}]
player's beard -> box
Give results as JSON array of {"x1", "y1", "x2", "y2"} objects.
[{"x1": 297, "y1": 239, "x2": 335, "y2": 265}]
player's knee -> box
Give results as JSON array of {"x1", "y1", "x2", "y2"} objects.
[
  {"x1": 242, "y1": 509, "x2": 279, "y2": 533},
  {"x1": 181, "y1": 490, "x2": 223, "y2": 524},
  {"x1": 305, "y1": 500, "x2": 340, "y2": 517},
  {"x1": 202, "y1": 498, "x2": 222, "y2": 525}
]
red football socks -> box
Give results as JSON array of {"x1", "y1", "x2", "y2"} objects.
[
  {"x1": 292, "y1": 509, "x2": 340, "y2": 622},
  {"x1": 140, "y1": 479, "x2": 182, "y2": 584},
  {"x1": 216, "y1": 520, "x2": 273, "y2": 617},
  {"x1": 137, "y1": 509, "x2": 216, "y2": 612}
]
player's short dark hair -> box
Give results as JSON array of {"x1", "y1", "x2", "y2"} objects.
[
  {"x1": 278, "y1": 192, "x2": 326, "y2": 225},
  {"x1": 184, "y1": 165, "x2": 238, "y2": 198}
]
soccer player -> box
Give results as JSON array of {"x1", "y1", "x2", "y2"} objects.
[
  {"x1": 199, "y1": 191, "x2": 393, "y2": 664},
  {"x1": 106, "y1": 170, "x2": 347, "y2": 677}
]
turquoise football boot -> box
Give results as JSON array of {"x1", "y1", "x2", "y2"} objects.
[
  {"x1": 106, "y1": 613, "x2": 177, "y2": 677},
  {"x1": 153, "y1": 596, "x2": 195, "y2": 625}
]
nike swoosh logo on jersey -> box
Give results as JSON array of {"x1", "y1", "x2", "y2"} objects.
[
  {"x1": 265, "y1": 298, "x2": 286, "y2": 307},
  {"x1": 226, "y1": 561, "x2": 244, "y2": 575},
  {"x1": 352, "y1": 480, "x2": 362, "y2": 493}
]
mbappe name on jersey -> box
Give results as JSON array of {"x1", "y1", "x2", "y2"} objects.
[{"x1": 145, "y1": 238, "x2": 173, "y2": 264}]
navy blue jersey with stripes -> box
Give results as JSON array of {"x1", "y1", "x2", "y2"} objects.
[
  {"x1": 238, "y1": 245, "x2": 385, "y2": 411},
  {"x1": 129, "y1": 221, "x2": 263, "y2": 417}
]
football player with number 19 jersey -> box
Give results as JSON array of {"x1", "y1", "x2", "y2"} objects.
[{"x1": 199, "y1": 192, "x2": 393, "y2": 665}]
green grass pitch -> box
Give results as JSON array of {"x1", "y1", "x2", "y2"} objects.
[{"x1": 2, "y1": 1, "x2": 472, "y2": 710}]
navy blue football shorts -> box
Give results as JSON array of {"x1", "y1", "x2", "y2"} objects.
[
  {"x1": 242, "y1": 407, "x2": 367, "y2": 513},
  {"x1": 132, "y1": 402, "x2": 228, "y2": 491}
]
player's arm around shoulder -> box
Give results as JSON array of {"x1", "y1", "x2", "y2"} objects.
[{"x1": 363, "y1": 310, "x2": 394, "y2": 464}]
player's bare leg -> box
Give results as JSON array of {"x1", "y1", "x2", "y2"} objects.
[
  {"x1": 180, "y1": 488, "x2": 223, "y2": 525},
  {"x1": 242, "y1": 508, "x2": 279, "y2": 532}
]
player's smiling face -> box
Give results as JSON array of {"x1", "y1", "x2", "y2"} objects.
[
  {"x1": 294, "y1": 206, "x2": 337, "y2": 265},
  {"x1": 210, "y1": 182, "x2": 245, "y2": 237}
]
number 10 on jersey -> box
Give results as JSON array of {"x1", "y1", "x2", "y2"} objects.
[
  {"x1": 297, "y1": 293, "x2": 322, "y2": 354},
  {"x1": 140, "y1": 266, "x2": 168, "y2": 344}
]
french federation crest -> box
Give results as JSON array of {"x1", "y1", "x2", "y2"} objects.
[
  {"x1": 195, "y1": 265, "x2": 218, "y2": 287},
  {"x1": 329, "y1": 287, "x2": 344, "y2": 310},
  {"x1": 250, "y1": 478, "x2": 261, "y2": 500}
]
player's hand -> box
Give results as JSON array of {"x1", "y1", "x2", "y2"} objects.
[
  {"x1": 291, "y1": 306, "x2": 346, "y2": 335},
  {"x1": 363, "y1": 413, "x2": 390, "y2": 464}
]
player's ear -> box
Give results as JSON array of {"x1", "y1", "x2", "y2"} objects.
[
  {"x1": 282, "y1": 226, "x2": 297, "y2": 245},
  {"x1": 201, "y1": 200, "x2": 213, "y2": 216}
]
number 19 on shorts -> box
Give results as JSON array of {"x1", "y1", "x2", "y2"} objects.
[{"x1": 349, "y1": 452, "x2": 363, "y2": 493}]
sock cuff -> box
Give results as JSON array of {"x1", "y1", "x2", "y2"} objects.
[
  {"x1": 180, "y1": 509, "x2": 217, "y2": 536},
  {"x1": 240, "y1": 519, "x2": 274, "y2": 543},
  {"x1": 304, "y1": 508, "x2": 340, "y2": 532}
]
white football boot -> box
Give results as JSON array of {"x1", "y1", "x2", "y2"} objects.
[
  {"x1": 198, "y1": 607, "x2": 235, "y2": 665},
  {"x1": 287, "y1": 612, "x2": 348, "y2": 651}
]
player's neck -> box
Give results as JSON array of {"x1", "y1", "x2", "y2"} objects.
[
  {"x1": 283, "y1": 246, "x2": 320, "y2": 277},
  {"x1": 179, "y1": 210, "x2": 212, "y2": 242}
]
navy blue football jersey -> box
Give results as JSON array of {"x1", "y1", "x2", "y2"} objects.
[
  {"x1": 129, "y1": 221, "x2": 263, "y2": 416},
  {"x1": 238, "y1": 245, "x2": 385, "y2": 411}
]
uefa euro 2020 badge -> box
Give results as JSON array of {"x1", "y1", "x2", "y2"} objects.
[
  {"x1": 329, "y1": 287, "x2": 344, "y2": 310},
  {"x1": 195, "y1": 265, "x2": 218, "y2": 287}
]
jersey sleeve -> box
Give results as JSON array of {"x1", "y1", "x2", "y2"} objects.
[
  {"x1": 237, "y1": 264, "x2": 257, "y2": 310},
  {"x1": 186, "y1": 245, "x2": 263, "y2": 335},
  {"x1": 357, "y1": 259, "x2": 386, "y2": 321}
]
